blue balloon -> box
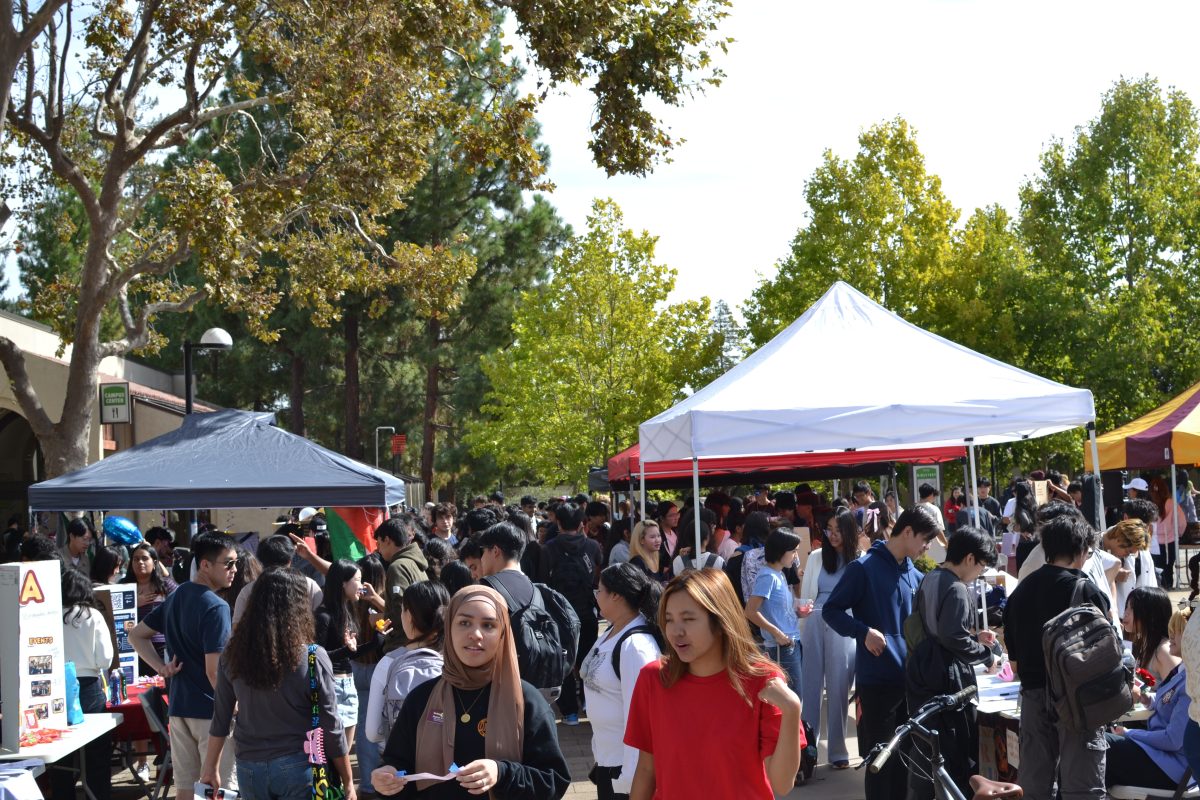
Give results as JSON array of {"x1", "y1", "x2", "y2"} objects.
[{"x1": 103, "y1": 515, "x2": 143, "y2": 545}]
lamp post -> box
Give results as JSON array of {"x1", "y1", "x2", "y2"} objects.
[
  {"x1": 183, "y1": 328, "x2": 233, "y2": 414},
  {"x1": 375, "y1": 426, "x2": 395, "y2": 469}
]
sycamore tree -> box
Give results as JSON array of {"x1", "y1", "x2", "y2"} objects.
[
  {"x1": 744, "y1": 118, "x2": 959, "y2": 347},
  {"x1": 466, "y1": 199, "x2": 714, "y2": 488},
  {"x1": 0, "y1": 0, "x2": 731, "y2": 477}
]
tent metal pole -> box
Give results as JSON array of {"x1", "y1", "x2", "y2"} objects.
[
  {"x1": 967, "y1": 439, "x2": 981, "y2": 522},
  {"x1": 639, "y1": 454, "x2": 647, "y2": 522},
  {"x1": 891, "y1": 464, "x2": 899, "y2": 513},
  {"x1": 1171, "y1": 462, "x2": 1181, "y2": 588},
  {"x1": 968, "y1": 438, "x2": 986, "y2": 628},
  {"x1": 1087, "y1": 422, "x2": 1104, "y2": 531},
  {"x1": 692, "y1": 457, "x2": 702, "y2": 556}
]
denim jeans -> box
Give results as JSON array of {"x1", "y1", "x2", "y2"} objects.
[
  {"x1": 235, "y1": 752, "x2": 313, "y2": 800},
  {"x1": 762, "y1": 638, "x2": 803, "y2": 694},
  {"x1": 351, "y1": 659, "x2": 381, "y2": 793}
]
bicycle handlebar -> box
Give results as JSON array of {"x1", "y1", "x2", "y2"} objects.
[{"x1": 866, "y1": 685, "x2": 978, "y2": 775}]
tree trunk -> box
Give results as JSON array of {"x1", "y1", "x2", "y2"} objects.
[
  {"x1": 289, "y1": 352, "x2": 306, "y2": 436},
  {"x1": 344, "y1": 307, "x2": 362, "y2": 459},
  {"x1": 420, "y1": 318, "x2": 440, "y2": 499}
]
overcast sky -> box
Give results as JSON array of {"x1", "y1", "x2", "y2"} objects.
[
  {"x1": 526, "y1": 0, "x2": 1200, "y2": 313},
  {"x1": 7, "y1": 1, "x2": 1200, "y2": 313}
]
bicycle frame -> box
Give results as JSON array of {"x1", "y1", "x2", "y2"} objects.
[
  {"x1": 906, "y1": 717, "x2": 968, "y2": 800},
  {"x1": 865, "y1": 686, "x2": 978, "y2": 800}
]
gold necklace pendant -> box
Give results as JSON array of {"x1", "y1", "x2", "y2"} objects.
[{"x1": 454, "y1": 687, "x2": 485, "y2": 725}]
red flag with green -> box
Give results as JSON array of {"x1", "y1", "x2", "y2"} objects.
[{"x1": 327, "y1": 507, "x2": 384, "y2": 560}]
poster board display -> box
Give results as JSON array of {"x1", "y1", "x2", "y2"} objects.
[
  {"x1": 93, "y1": 583, "x2": 139, "y2": 688},
  {"x1": 0, "y1": 561, "x2": 67, "y2": 754}
]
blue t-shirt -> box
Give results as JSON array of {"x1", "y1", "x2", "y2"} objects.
[
  {"x1": 143, "y1": 581, "x2": 231, "y2": 719},
  {"x1": 751, "y1": 566, "x2": 798, "y2": 641}
]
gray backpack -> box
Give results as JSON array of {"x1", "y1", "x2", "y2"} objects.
[{"x1": 1041, "y1": 580, "x2": 1132, "y2": 731}]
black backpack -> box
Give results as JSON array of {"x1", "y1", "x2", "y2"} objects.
[
  {"x1": 547, "y1": 536, "x2": 596, "y2": 614},
  {"x1": 486, "y1": 575, "x2": 580, "y2": 694},
  {"x1": 610, "y1": 624, "x2": 665, "y2": 679}
]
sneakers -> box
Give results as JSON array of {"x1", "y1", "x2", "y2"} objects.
[
  {"x1": 133, "y1": 763, "x2": 151, "y2": 783},
  {"x1": 562, "y1": 713, "x2": 580, "y2": 726}
]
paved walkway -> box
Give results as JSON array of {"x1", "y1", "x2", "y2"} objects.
[
  {"x1": 107, "y1": 711, "x2": 868, "y2": 799},
  {"x1": 551, "y1": 708, "x2": 867, "y2": 800}
]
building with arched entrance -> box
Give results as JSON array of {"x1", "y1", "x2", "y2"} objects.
[{"x1": 0, "y1": 309, "x2": 209, "y2": 530}]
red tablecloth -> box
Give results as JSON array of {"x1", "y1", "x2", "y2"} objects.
[{"x1": 108, "y1": 683, "x2": 166, "y2": 743}]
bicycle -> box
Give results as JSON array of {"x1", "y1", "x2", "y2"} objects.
[{"x1": 863, "y1": 685, "x2": 1023, "y2": 800}]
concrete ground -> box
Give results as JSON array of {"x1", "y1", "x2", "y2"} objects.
[
  {"x1": 99, "y1": 581, "x2": 1199, "y2": 800},
  {"x1": 551, "y1": 708, "x2": 868, "y2": 800},
  {"x1": 103, "y1": 709, "x2": 868, "y2": 799}
]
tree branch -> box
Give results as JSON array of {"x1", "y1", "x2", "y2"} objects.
[
  {"x1": 111, "y1": 232, "x2": 191, "y2": 289},
  {"x1": 103, "y1": 0, "x2": 164, "y2": 143},
  {"x1": 13, "y1": 0, "x2": 68, "y2": 53},
  {"x1": 99, "y1": 288, "x2": 208, "y2": 357},
  {"x1": 55, "y1": 1, "x2": 70, "y2": 123},
  {"x1": 6, "y1": 106, "x2": 101, "y2": 221},
  {"x1": 132, "y1": 87, "x2": 282, "y2": 162},
  {"x1": 0, "y1": 335, "x2": 56, "y2": 439}
]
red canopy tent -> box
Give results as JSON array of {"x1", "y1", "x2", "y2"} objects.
[{"x1": 606, "y1": 442, "x2": 966, "y2": 491}]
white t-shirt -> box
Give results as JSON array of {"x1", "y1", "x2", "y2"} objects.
[
  {"x1": 1083, "y1": 548, "x2": 1120, "y2": 615},
  {"x1": 1002, "y1": 497, "x2": 1017, "y2": 520},
  {"x1": 1018, "y1": 545, "x2": 1120, "y2": 618},
  {"x1": 672, "y1": 552, "x2": 725, "y2": 575},
  {"x1": 580, "y1": 615, "x2": 661, "y2": 794},
  {"x1": 1114, "y1": 550, "x2": 1158, "y2": 618},
  {"x1": 63, "y1": 606, "x2": 115, "y2": 678},
  {"x1": 919, "y1": 502, "x2": 946, "y2": 530}
]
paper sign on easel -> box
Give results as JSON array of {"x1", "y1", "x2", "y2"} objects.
[{"x1": 0, "y1": 561, "x2": 67, "y2": 753}]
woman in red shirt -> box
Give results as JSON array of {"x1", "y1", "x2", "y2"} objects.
[{"x1": 625, "y1": 569, "x2": 803, "y2": 800}]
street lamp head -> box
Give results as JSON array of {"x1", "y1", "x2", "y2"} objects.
[{"x1": 198, "y1": 327, "x2": 233, "y2": 351}]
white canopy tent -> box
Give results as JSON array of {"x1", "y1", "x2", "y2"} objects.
[
  {"x1": 641, "y1": 282, "x2": 1095, "y2": 461},
  {"x1": 640, "y1": 282, "x2": 1100, "y2": 591}
]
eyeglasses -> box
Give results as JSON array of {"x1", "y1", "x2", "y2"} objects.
[{"x1": 222, "y1": 559, "x2": 239, "y2": 569}]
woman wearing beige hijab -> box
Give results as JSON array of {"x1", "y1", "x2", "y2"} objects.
[{"x1": 372, "y1": 584, "x2": 570, "y2": 798}]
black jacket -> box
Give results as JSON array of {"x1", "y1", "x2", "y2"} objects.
[{"x1": 381, "y1": 677, "x2": 570, "y2": 800}]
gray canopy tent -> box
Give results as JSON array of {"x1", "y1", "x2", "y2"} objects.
[{"x1": 28, "y1": 409, "x2": 406, "y2": 511}]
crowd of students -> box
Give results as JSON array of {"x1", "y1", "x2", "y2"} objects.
[{"x1": 17, "y1": 468, "x2": 1200, "y2": 800}]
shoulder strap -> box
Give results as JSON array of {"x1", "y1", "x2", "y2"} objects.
[
  {"x1": 611, "y1": 624, "x2": 657, "y2": 679},
  {"x1": 306, "y1": 644, "x2": 320, "y2": 730},
  {"x1": 1069, "y1": 576, "x2": 1091, "y2": 608},
  {"x1": 918, "y1": 574, "x2": 960, "y2": 637},
  {"x1": 484, "y1": 574, "x2": 527, "y2": 614}
]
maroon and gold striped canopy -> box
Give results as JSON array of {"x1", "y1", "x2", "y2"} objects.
[{"x1": 1086, "y1": 380, "x2": 1200, "y2": 470}]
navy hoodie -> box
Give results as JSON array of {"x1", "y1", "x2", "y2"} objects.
[{"x1": 822, "y1": 539, "x2": 923, "y2": 687}]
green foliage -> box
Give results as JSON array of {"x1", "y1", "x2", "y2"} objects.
[
  {"x1": 466, "y1": 199, "x2": 717, "y2": 487},
  {"x1": 1018, "y1": 76, "x2": 1200, "y2": 428},
  {"x1": 744, "y1": 118, "x2": 959, "y2": 347},
  {"x1": 0, "y1": 0, "x2": 732, "y2": 474},
  {"x1": 743, "y1": 84, "x2": 1200, "y2": 474},
  {"x1": 688, "y1": 300, "x2": 745, "y2": 390}
]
